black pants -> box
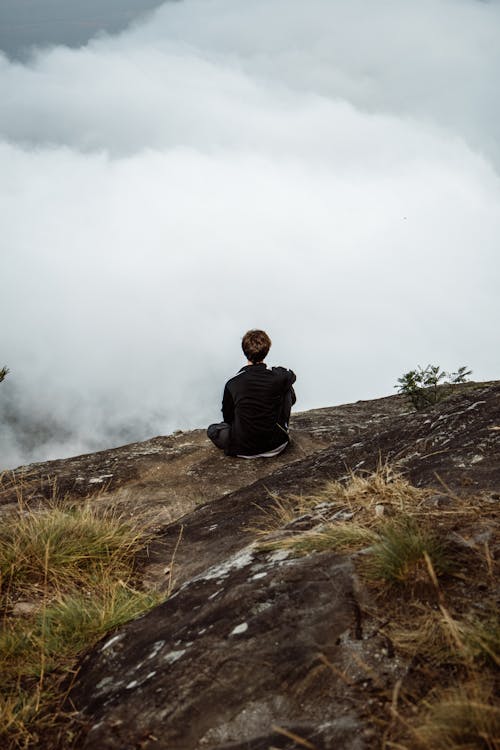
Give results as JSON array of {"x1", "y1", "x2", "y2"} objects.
[
  {"x1": 207, "y1": 389, "x2": 294, "y2": 452},
  {"x1": 206, "y1": 421, "x2": 231, "y2": 451}
]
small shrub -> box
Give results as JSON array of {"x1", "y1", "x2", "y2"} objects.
[{"x1": 395, "y1": 364, "x2": 471, "y2": 410}]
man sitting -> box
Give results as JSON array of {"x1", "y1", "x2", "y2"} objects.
[{"x1": 207, "y1": 329, "x2": 296, "y2": 458}]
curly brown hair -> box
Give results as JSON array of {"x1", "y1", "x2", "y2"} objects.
[{"x1": 241, "y1": 330, "x2": 271, "y2": 364}]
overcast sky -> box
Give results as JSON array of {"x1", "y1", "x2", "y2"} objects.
[{"x1": 1, "y1": 0, "x2": 499, "y2": 469}]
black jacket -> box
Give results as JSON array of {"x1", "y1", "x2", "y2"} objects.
[{"x1": 222, "y1": 364, "x2": 296, "y2": 456}]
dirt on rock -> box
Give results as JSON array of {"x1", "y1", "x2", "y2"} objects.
[{"x1": 0, "y1": 424, "x2": 329, "y2": 526}]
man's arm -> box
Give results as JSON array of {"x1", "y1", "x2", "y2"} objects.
[
  {"x1": 222, "y1": 384, "x2": 235, "y2": 424},
  {"x1": 272, "y1": 366, "x2": 296, "y2": 399}
]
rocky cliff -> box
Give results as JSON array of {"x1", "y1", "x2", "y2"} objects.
[{"x1": 2, "y1": 382, "x2": 499, "y2": 749}]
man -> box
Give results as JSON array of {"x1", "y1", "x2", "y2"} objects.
[{"x1": 207, "y1": 329, "x2": 296, "y2": 458}]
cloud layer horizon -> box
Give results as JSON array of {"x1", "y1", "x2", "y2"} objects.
[{"x1": 1, "y1": 0, "x2": 499, "y2": 469}]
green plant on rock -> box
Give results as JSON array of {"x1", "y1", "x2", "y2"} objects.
[
  {"x1": 395, "y1": 364, "x2": 471, "y2": 410},
  {"x1": 365, "y1": 516, "x2": 453, "y2": 585}
]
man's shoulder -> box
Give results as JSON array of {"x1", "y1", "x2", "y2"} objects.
[
  {"x1": 271, "y1": 365, "x2": 296, "y2": 383},
  {"x1": 225, "y1": 365, "x2": 296, "y2": 389},
  {"x1": 225, "y1": 368, "x2": 248, "y2": 388}
]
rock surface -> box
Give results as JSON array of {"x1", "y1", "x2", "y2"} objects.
[
  {"x1": 76, "y1": 550, "x2": 365, "y2": 750},
  {"x1": 2, "y1": 382, "x2": 499, "y2": 749}
]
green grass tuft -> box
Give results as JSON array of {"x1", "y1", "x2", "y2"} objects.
[
  {"x1": 365, "y1": 516, "x2": 453, "y2": 585},
  {"x1": 0, "y1": 497, "x2": 162, "y2": 749},
  {"x1": 0, "y1": 503, "x2": 151, "y2": 600},
  {"x1": 0, "y1": 581, "x2": 162, "y2": 690},
  {"x1": 41, "y1": 581, "x2": 161, "y2": 661}
]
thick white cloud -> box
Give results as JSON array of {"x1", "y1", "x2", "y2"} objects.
[{"x1": 1, "y1": 0, "x2": 499, "y2": 468}]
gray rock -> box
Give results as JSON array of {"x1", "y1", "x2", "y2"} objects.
[
  {"x1": 73, "y1": 550, "x2": 364, "y2": 750},
  {"x1": 3, "y1": 380, "x2": 499, "y2": 749}
]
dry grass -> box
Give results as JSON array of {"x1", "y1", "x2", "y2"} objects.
[
  {"x1": 255, "y1": 464, "x2": 499, "y2": 750},
  {"x1": 316, "y1": 463, "x2": 432, "y2": 524},
  {"x1": 2, "y1": 464, "x2": 494, "y2": 749},
  {"x1": 0, "y1": 493, "x2": 162, "y2": 750},
  {"x1": 1, "y1": 580, "x2": 162, "y2": 688},
  {"x1": 386, "y1": 604, "x2": 499, "y2": 671},
  {"x1": 0, "y1": 691, "x2": 62, "y2": 750},
  {"x1": 386, "y1": 605, "x2": 457, "y2": 667},
  {"x1": 259, "y1": 521, "x2": 377, "y2": 555},
  {"x1": 255, "y1": 464, "x2": 439, "y2": 540},
  {"x1": 261, "y1": 514, "x2": 454, "y2": 589},
  {"x1": 412, "y1": 681, "x2": 500, "y2": 750},
  {"x1": 0, "y1": 502, "x2": 152, "y2": 602},
  {"x1": 257, "y1": 465, "x2": 480, "y2": 591},
  {"x1": 250, "y1": 492, "x2": 304, "y2": 535},
  {"x1": 259, "y1": 464, "x2": 485, "y2": 535},
  {"x1": 459, "y1": 613, "x2": 500, "y2": 668},
  {"x1": 381, "y1": 594, "x2": 499, "y2": 749}
]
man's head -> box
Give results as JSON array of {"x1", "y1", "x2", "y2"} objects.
[{"x1": 242, "y1": 329, "x2": 271, "y2": 364}]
